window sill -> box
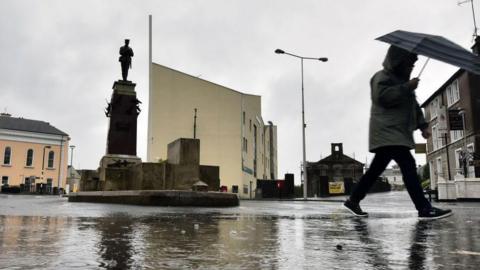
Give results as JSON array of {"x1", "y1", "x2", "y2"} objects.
[
  {"x1": 2, "y1": 164, "x2": 12, "y2": 167},
  {"x1": 46, "y1": 167, "x2": 55, "y2": 170},
  {"x1": 447, "y1": 100, "x2": 460, "y2": 108},
  {"x1": 24, "y1": 166, "x2": 35, "y2": 169}
]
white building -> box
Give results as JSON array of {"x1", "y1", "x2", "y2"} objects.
[
  {"x1": 381, "y1": 165, "x2": 404, "y2": 190},
  {"x1": 147, "y1": 63, "x2": 278, "y2": 198},
  {"x1": 0, "y1": 113, "x2": 69, "y2": 192}
]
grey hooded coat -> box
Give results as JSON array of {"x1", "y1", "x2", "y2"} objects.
[{"x1": 368, "y1": 46, "x2": 428, "y2": 152}]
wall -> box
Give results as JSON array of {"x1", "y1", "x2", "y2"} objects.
[
  {"x1": 0, "y1": 133, "x2": 69, "y2": 189},
  {"x1": 148, "y1": 63, "x2": 275, "y2": 198}
]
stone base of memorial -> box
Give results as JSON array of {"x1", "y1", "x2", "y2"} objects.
[{"x1": 68, "y1": 190, "x2": 239, "y2": 207}]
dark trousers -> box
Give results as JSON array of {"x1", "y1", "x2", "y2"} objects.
[{"x1": 349, "y1": 146, "x2": 431, "y2": 211}]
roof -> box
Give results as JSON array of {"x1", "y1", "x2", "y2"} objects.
[
  {"x1": 308, "y1": 154, "x2": 364, "y2": 166},
  {"x1": 420, "y1": 69, "x2": 465, "y2": 108},
  {"x1": 0, "y1": 115, "x2": 68, "y2": 136}
]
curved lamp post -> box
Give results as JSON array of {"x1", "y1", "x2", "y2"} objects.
[{"x1": 275, "y1": 48, "x2": 328, "y2": 200}]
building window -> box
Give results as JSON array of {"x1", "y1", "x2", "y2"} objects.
[
  {"x1": 243, "y1": 138, "x2": 248, "y2": 153},
  {"x1": 3, "y1": 147, "x2": 11, "y2": 165},
  {"x1": 232, "y1": 185, "x2": 239, "y2": 193},
  {"x1": 429, "y1": 161, "x2": 435, "y2": 189},
  {"x1": 436, "y1": 157, "x2": 443, "y2": 180},
  {"x1": 242, "y1": 111, "x2": 245, "y2": 125},
  {"x1": 1, "y1": 176, "x2": 8, "y2": 186},
  {"x1": 446, "y1": 80, "x2": 460, "y2": 107},
  {"x1": 48, "y1": 151, "x2": 55, "y2": 168},
  {"x1": 47, "y1": 178, "x2": 53, "y2": 193},
  {"x1": 26, "y1": 149, "x2": 34, "y2": 167},
  {"x1": 432, "y1": 124, "x2": 437, "y2": 150},
  {"x1": 243, "y1": 185, "x2": 249, "y2": 194},
  {"x1": 450, "y1": 130, "x2": 464, "y2": 142},
  {"x1": 249, "y1": 119, "x2": 252, "y2": 131},
  {"x1": 430, "y1": 97, "x2": 439, "y2": 120}
]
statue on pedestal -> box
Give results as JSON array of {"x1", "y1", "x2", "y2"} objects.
[{"x1": 119, "y1": 39, "x2": 134, "y2": 81}]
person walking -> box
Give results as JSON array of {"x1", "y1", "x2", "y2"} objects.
[{"x1": 344, "y1": 45, "x2": 452, "y2": 220}]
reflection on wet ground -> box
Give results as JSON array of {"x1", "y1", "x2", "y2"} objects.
[{"x1": 0, "y1": 192, "x2": 479, "y2": 269}]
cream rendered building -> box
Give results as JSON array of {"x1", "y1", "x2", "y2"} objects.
[
  {"x1": 147, "y1": 64, "x2": 277, "y2": 198},
  {"x1": 0, "y1": 113, "x2": 69, "y2": 192}
]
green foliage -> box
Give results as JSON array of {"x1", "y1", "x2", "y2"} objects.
[{"x1": 421, "y1": 179, "x2": 430, "y2": 190}]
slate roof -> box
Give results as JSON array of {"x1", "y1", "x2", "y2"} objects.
[
  {"x1": 308, "y1": 154, "x2": 364, "y2": 166},
  {"x1": 0, "y1": 115, "x2": 68, "y2": 136}
]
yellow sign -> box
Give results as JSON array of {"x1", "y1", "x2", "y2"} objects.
[{"x1": 329, "y1": 182, "x2": 345, "y2": 194}]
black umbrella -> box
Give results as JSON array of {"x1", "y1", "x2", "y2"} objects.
[{"x1": 376, "y1": 30, "x2": 480, "y2": 76}]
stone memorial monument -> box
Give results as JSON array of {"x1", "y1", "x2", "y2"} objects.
[
  {"x1": 99, "y1": 39, "x2": 142, "y2": 183},
  {"x1": 70, "y1": 39, "x2": 238, "y2": 207}
]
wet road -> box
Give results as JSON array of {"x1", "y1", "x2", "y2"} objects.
[{"x1": 0, "y1": 192, "x2": 479, "y2": 269}]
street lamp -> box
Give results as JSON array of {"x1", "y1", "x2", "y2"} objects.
[
  {"x1": 69, "y1": 145, "x2": 76, "y2": 176},
  {"x1": 275, "y1": 48, "x2": 328, "y2": 200}
]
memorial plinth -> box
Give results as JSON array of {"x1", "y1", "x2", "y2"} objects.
[
  {"x1": 71, "y1": 44, "x2": 238, "y2": 207},
  {"x1": 68, "y1": 190, "x2": 239, "y2": 207},
  {"x1": 99, "y1": 80, "x2": 142, "y2": 186},
  {"x1": 106, "y1": 80, "x2": 139, "y2": 156}
]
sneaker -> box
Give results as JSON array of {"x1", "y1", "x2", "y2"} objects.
[
  {"x1": 343, "y1": 199, "x2": 368, "y2": 217},
  {"x1": 418, "y1": 207, "x2": 453, "y2": 220}
]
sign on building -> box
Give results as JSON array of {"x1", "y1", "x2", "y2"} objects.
[
  {"x1": 448, "y1": 109, "x2": 464, "y2": 130},
  {"x1": 329, "y1": 182, "x2": 344, "y2": 194}
]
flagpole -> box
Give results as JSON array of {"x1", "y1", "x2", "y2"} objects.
[{"x1": 147, "y1": 14, "x2": 153, "y2": 160}]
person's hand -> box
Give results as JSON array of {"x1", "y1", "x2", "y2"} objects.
[
  {"x1": 421, "y1": 128, "x2": 431, "y2": 139},
  {"x1": 407, "y1": 78, "x2": 420, "y2": 91}
]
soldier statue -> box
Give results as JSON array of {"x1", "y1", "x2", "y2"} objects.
[{"x1": 119, "y1": 39, "x2": 134, "y2": 81}]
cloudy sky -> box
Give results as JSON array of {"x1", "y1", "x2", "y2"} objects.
[{"x1": 0, "y1": 0, "x2": 476, "y2": 184}]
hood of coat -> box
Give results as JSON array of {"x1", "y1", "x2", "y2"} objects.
[{"x1": 382, "y1": 45, "x2": 418, "y2": 80}]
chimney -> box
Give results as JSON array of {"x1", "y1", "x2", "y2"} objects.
[
  {"x1": 331, "y1": 143, "x2": 343, "y2": 159},
  {"x1": 471, "y1": 36, "x2": 480, "y2": 55}
]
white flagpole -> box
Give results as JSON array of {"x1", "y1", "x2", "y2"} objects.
[{"x1": 147, "y1": 14, "x2": 153, "y2": 160}]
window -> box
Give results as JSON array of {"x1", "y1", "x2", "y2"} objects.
[
  {"x1": 26, "y1": 149, "x2": 34, "y2": 167},
  {"x1": 450, "y1": 130, "x2": 464, "y2": 142},
  {"x1": 3, "y1": 147, "x2": 11, "y2": 165},
  {"x1": 436, "y1": 157, "x2": 443, "y2": 180},
  {"x1": 430, "y1": 97, "x2": 439, "y2": 120},
  {"x1": 243, "y1": 138, "x2": 248, "y2": 153},
  {"x1": 446, "y1": 80, "x2": 460, "y2": 107},
  {"x1": 429, "y1": 161, "x2": 435, "y2": 189},
  {"x1": 249, "y1": 119, "x2": 252, "y2": 131},
  {"x1": 243, "y1": 185, "x2": 249, "y2": 194},
  {"x1": 232, "y1": 185, "x2": 239, "y2": 193},
  {"x1": 432, "y1": 124, "x2": 438, "y2": 150},
  {"x1": 47, "y1": 178, "x2": 53, "y2": 193},
  {"x1": 47, "y1": 151, "x2": 55, "y2": 168},
  {"x1": 242, "y1": 111, "x2": 245, "y2": 125},
  {"x1": 1, "y1": 176, "x2": 8, "y2": 186}
]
